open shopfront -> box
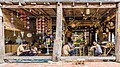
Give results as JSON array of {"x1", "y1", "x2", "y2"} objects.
[{"x1": 0, "y1": 0, "x2": 120, "y2": 63}]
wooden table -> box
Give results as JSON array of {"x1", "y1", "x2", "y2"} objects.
[{"x1": 101, "y1": 45, "x2": 115, "y2": 56}]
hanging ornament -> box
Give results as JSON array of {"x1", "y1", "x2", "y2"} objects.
[
  {"x1": 27, "y1": 26, "x2": 30, "y2": 29},
  {"x1": 27, "y1": 17, "x2": 30, "y2": 20},
  {"x1": 10, "y1": 13, "x2": 14, "y2": 23},
  {"x1": 13, "y1": 29, "x2": 16, "y2": 36},
  {"x1": 27, "y1": 21, "x2": 30, "y2": 24},
  {"x1": 11, "y1": 24, "x2": 14, "y2": 28},
  {"x1": 17, "y1": 12, "x2": 19, "y2": 18},
  {"x1": 21, "y1": 31, "x2": 24, "y2": 38},
  {"x1": 27, "y1": 33, "x2": 32, "y2": 38},
  {"x1": 107, "y1": 16, "x2": 110, "y2": 21}
]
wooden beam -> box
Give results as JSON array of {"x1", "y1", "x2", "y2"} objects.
[
  {"x1": 41, "y1": 8, "x2": 50, "y2": 17},
  {"x1": 0, "y1": 0, "x2": 118, "y2": 2},
  {"x1": 31, "y1": 8, "x2": 39, "y2": 15},
  {"x1": 104, "y1": 13, "x2": 116, "y2": 23},
  {"x1": 2, "y1": 5, "x2": 56, "y2": 8},
  {"x1": 52, "y1": 8, "x2": 56, "y2": 14},
  {"x1": 22, "y1": 8, "x2": 37, "y2": 17},
  {"x1": 53, "y1": 3, "x2": 62, "y2": 61},
  {"x1": 62, "y1": 4, "x2": 116, "y2": 8},
  {"x1": 2, "y1": 4, "x2": 116, "y2": 8},
  {"x1": 92, "y1": 8, "x2": 99, "y2": 17},
  {"x1": 101, "y1": 9, "x2": 112, "y2": 19}
]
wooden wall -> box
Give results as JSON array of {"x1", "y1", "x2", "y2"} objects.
[{"x1": 2, "y1": 9, "x2": 36, "y2": 44}]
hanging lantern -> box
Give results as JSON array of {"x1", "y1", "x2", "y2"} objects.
[
  {"x1": 21, "y1": 31, "x2": 24, "y2": 38},
  {"x1": 110, "y1": 22, "x2": 114, "y2": 26},
  {"x1": 107, "y1": 16, "x2": 110, "y2": 21},
  {"x1": 106, "y1": 28, "x2": 109, "y2": 32},
  {"x1": 86, "y1": 9, "x2": 90, "y2": 15}
]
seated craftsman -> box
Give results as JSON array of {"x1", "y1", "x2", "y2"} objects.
[
  {"x1": 17, "y1": 42, "x2": 30, "y2": 56},
  {"x1": 62, "y1": 42, "x2": 71, "y2": 56},
  {"x1": 68, "y1": 41, "x2": 76, "y2": 56},
  {"x1": 30, "y1": 45, "x2": 38, "y2": 56},
  {"x1": 90, "y1": 41, "x2": 102, "y2": 56}
]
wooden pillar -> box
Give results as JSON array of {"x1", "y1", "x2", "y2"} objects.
[
  {"x1": 116, "y1": 2, "x2": 120, "y2": 62},
  {"x1": 52, "y1": 3, "x2": 62, "y2": 61},
  {"x1": 0, "y1": 8, "x2": 5, "y2": 63}
]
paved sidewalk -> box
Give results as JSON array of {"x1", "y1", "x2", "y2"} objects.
[{"x1": 0, "y1": 62, "x2": 120, "y2": 67}]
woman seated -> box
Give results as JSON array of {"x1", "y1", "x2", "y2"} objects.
[
  {"x1": 62, "y1": 42, "x2": 70, "y2": 56},
  {"x1": 90, "y1": 41, "x2": 102, "y2": 56},
  {"x1": 63, "y1": 42, "x2": 76, "y2": 56}
]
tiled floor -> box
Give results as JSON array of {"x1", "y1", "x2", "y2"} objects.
[{"x1": 0, "y1": 62, "x2": 120, "y2": 67}]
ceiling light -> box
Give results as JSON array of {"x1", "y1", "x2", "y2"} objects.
[
  {"x1": 72, "y1": 2, "x2": 75, "y2": 7},
  {"x1": 44, "y1": 2, "x2": 46, "y2": 4},
  {"x1": 100, "y1": 2, "x2": 102, "y2": 6},
  {"x1": 18, "y1": 2, "x2": 22, "y2": 6},
  {"x1": 86, "y1": 9, "x2": 90, "y2": 15},
  {"x1": 86, "y1": 2, "x2": 89, "y2": 7},
  {"x1": 47, "y1": 2, "x2": 50, "y2": 5}
]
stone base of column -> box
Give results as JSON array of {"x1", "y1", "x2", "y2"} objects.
[
  {"x1": 0, "y1": 56, "x2": 4, "y2": 63},
  {"x1": 116, "y1": 53, "x2": 120, "y2": 62},
  {"x1": 52, "y1": 39, "x2": 62, "y2": 61}
]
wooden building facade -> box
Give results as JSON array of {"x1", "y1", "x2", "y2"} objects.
[{"x1": 0, "y1": 0, "x2": 120, "y2": 63}]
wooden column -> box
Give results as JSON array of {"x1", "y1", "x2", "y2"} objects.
[
  {"x1": 116, "y1": 2, "x2": 120, "y2": 62},
  {"x1": 0, "y1": 8, "x2": 5, "y2": 63},
  {"x1": 52, "y1": 3, "x2": 62, "y2": 61}
]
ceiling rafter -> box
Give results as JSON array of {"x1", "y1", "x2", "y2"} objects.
[
  {"x1": 30, "y1": 8, "x2": 39, "y2": 15},
  {"x1": 22, "y1": 8, "x2": 37, "y2": 17},
  {"x1": 41, "y1": 8, "x2": 50, "y2": 17}
]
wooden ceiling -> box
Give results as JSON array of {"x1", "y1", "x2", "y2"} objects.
[
  {"x1": 0, "y1": 2, "x2": 116, "y2": 18},
  {"x1": 1, "y1": 2, "x2": 116, "y2": 31}
]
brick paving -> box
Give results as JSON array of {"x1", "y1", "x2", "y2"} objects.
[{"x1": 0, "y1": 62, "x2": 120, "y2": 67}]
